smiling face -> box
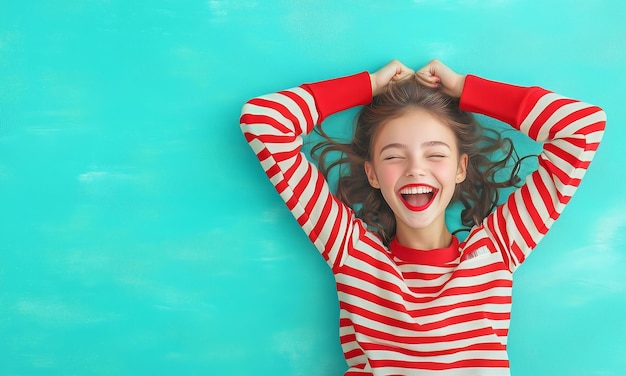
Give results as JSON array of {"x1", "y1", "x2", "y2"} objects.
[{"x1": 364, "y1": 108, "x2": 468, "y2": 244}]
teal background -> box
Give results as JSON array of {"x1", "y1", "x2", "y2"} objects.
[{"x1": 1, "y1": 1, "x2": 625, "y2": 375}]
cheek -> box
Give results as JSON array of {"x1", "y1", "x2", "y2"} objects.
[
  {"x1": 376, "y1": 165, "x2": 402, "y2": 188},
  {"x1": 433, "y1": 161, "x2": 460, "y2": 185}
]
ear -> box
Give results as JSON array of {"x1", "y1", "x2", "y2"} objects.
[
  {"x1": 364, "y1": 161, "x2": 380, "y2": 189},
  {"x1": 456, "y1": 153, "x2": 468, "y2": 183}
]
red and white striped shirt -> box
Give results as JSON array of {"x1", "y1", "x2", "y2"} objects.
[{"x1": 240, "y1": 72, "x2": 605, "y2": 375}]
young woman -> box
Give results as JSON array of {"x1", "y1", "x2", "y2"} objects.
[{"x1": 240, "y1": 59, "x2": 605, "y2": 375}]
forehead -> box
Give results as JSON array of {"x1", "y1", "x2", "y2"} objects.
[{"x1": 372, "y1": 108, "x2": 458, "y2": 151}]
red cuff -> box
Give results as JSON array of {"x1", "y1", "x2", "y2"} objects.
[
  {"x1": 302, "y1": 71, "x2": 372, "y2": 123},
  {"x1": 460, "y1": 74, "x2": 547, "y2": 127}
]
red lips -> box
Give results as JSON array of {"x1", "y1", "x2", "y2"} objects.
[{"x1": 398, "y1": 184, "x2": 438, "y2": 212}]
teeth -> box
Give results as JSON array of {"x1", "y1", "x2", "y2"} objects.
[{"x1": 400, "y1": 186, "x2": 433, "y2": 195}]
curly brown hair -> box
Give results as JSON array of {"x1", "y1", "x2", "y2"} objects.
[{"x1": 311, "y1": 76, "x2": 525, "y2": 246}]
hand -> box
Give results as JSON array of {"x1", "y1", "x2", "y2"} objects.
[
  {"x1": 415, "y1": 59, "x2": 466, "y2": 98},
  {"x1": 370, "y1": 60, "x2": 415, "y2": 96}
]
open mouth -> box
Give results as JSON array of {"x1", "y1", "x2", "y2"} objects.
[{"x1": 398, "y1": 184, "x2": 437, "y2": 211}]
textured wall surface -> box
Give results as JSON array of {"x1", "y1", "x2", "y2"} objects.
[{"x1": 1, "y1": 1, "x2": 625, "y2": 375}]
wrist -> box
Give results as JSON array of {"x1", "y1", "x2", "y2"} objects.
[
  {"x1": 453, "y1": 74, "x2": 466, "y2": 98},
  {"x1": 369, "y1": 73, "x2": 378, "y2": 97}
]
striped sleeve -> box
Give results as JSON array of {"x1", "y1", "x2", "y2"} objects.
[
  {"x1": 460, "y1": 75, "x2": 606, "y2": 273},
  {"x1": 240, "y1": 72, "x2": 372, "y2": 269}
]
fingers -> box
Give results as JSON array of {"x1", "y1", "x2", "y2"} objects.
[
  {"x1": 372, "y1": 59, "x2": 463, "y2": 97},
  {"x1": 415, "y1": 59, "x2": 465, "y2": 97},
  {"x1": 415, "y1": 70, "x2": 441, "y2": 88},
  {"x1": 371, "y1": 59, "x2": 414, "y2": 96},
  {"x1": 415, "y1": 59, "x2": 443, "y2": 87},
  {"x1": 391, "y1": 60, "x2": 415, "y2": 81}
]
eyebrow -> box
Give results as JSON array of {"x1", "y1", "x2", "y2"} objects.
[{"x1": 379, "y1": 141, "x2": 451, "y2": 154}]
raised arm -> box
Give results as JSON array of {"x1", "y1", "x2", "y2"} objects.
[
  {"x1": 462, "y1": 73, "x2": 605, "y2": 272},
  {"x1": 240, "y1": 61, "x2": 413, "y2": 269},
  {"x1": 418, "y1": 59, "x2": 606, "y2": 272}
]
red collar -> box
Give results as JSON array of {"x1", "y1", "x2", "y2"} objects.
[{"x1": 389, "y1": 236, "x2": 460, "y2": 266}]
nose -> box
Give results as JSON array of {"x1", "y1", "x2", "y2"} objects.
[{"x1": 405, "y1": 157, "x2": 426, "y2": 177}]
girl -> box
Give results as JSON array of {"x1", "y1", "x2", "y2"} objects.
[{"x1": 240, "y1": 59, "x2": 605, "y2": 375}]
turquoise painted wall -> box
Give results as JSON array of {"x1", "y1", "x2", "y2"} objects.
[{"x1": 1, "y1": 1, "x2": 625, "y2": 375}]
